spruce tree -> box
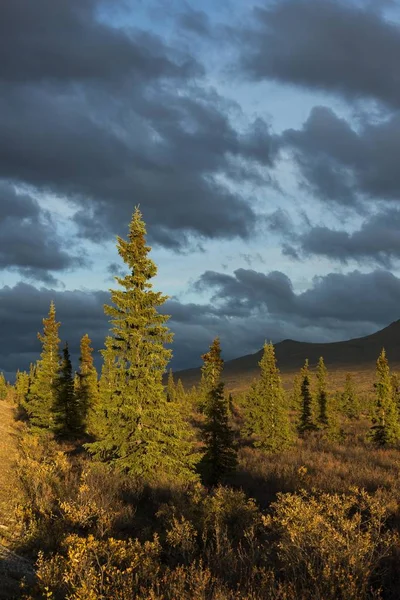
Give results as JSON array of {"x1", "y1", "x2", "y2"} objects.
[
  {"x1": 298, "y1": 360, "x2": 316, "y2": 434},
  {"x1": 199, "y1": 337, "x2": 224, "y2": 412},
  {"x1": 316, "y1": 356, "x2": 329, "y2": 426},
  {"x1": 201, "y1": 338, "x2": 224, "y2": 390},
  {"x1": 0, "y1": 372, "x2": 7, "y2": 400},
  {"x1": 53, "y1": 343, "x2": 81, "y2": 437},
  {"x1": 15, "y1": 370, "x2": 30, "y2": 414},
  {"x1": 27, "y1": 302, "x2": 61, "y2": 429},
  {"x1": 244, "y1": 343, "x2": 292, "y2": 452},
  {"x1": 201, "y1": 338, "x2": 236, "y2": 485},
  {"x1": 342, "y1": 373, "x2": 359, "y2": 419},
  {"x1": 89, "y1": 337, "x2": 118, "y2": 439},
  {"x1": 176, "y1": 379, "x2": 185, "y2": 403},
  {"x1": 87, "y1": 208, "x2": 196, "y2": 481},
  {"x1": 370, "y1": 349, "x2": 400, "y2": 446},
  {"x1": 166, "y1": 369, "x2": 177, "y2": 403},
  {"x1": 391, "y1": 373, "x2": 400, "y2": 417},
  {"x1": 75, "y1": 334, "x2": 99, "y2": 433}
]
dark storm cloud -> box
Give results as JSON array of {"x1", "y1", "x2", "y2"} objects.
[
  {"x1": 2, "y1": 267, "x2": 399, "y2": 377},
  {"x1": 166, "y1": 267, "x2": 400, "y2": 367},
  {"x1": 0, "y1": 0, "x2": 200, "y2": 84},
  {"x1": 0, "y1": 0, "x2": 278, "y2": 251},
  {"x1": 0, "y1": 283, "x2": 109, "y2": 376},
  {"x1": 194, "y1": 267, "x2": 400, "y2": 326},
  {"x1": 0, "y1": 183, "x2": 85, "y2": 282},
  {"x1": 282, "y1": 106, "x2": 400, "y2": 206},
  {"x1": 178, "y1": 8, "x2": 212, "y2": 37},
  {"x1": 240, "y1": 0, "x2": 400, "y2": 108},
  {"x1": 286, "y1": 209, "x2": 400, "y2": 267}
]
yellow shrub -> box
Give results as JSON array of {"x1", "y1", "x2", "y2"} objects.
[
  {"x1": 35, "y1": 533, "x2": 161, "y2": 599},
  {"x1": 264, "y1": 488, "x2": 396, "y2": 600}
]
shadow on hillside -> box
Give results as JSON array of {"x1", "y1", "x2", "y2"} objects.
[{"x1": 0, "y1": 545, "x2": 35, "y2": 599}]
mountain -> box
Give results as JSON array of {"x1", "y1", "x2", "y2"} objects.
[{"x1": 176, "y1": 320, "x2": 400, "y2": 392}]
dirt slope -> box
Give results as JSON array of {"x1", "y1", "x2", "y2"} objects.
[{"x1": 0, "y1": 399, "x2": 33, "y2": 598}]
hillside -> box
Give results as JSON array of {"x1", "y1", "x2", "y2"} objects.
[
  {"x1": 176, "y1": 320, "x2": 400, "y2": 393},
  {"x1": 0, "y1": 399, "x2": 34, "y2": 598}
]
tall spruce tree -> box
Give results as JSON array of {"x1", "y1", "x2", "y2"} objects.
[
  {"x1": 316, "y1": 356, "x2": 329, "y2": 426},
  {"x1": 75, "y1": 334, "x2": 99, "y2": 433},
  {"x1": 370, "y1": 349, "x2": 400, "y2": 447},
  {"x1": 298, "y1": 360, "x2": 316, "y2": 434},
  {"x1": 27, "y1": 302, "x2": 61, "y2": 429},
  {"x1": 87, "y1": 208, "x2": 196, "y2": 481},
  {"x1": 54, "y1": 343, "x2": 81, "y2": 437},
  {"x1": 201, "y1": 338, "x2": 236, "y2": 485},
  {"x1": 244, "y1": 343, "x2": 292, "y2": 452}
]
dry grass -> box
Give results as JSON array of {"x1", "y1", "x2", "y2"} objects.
[{"x1": 0, "y1": 399, "x2": 22, "y2": 545}]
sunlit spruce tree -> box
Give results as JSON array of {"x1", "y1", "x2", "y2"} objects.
[
  {"x1": 176, "y1": 378, "x2": 185, "y2": 403},
  {"x1": 75, "y1": 334, "x2": 98, "y2": 433},
  {"x1": 342, "y1": 373, "x2": 359, "y2": 419},
  {"x1": 54, "y1": 343, "x2": 81, "y2": 437},
  {"x1": 199, "y1": 337, "x2": 224, "y2": 412},
  {"x1": 298, "y1": 359, "x2": 316, "y2": 434},
  {"x1": 316, "y1": 356, "x2": 329, "y2": 426},
  {"x1": 14, "y1": 370, "x2": 30, "y2": 415},
  {"x1": 0, "y1": 372, "x2": 7, "y2": 400},
  {"x1": 87, "y1": 208, "x2": 196, "y2": 481},
  {"x1": 89, "y1": 337, "x2": 118, "y2": 439},
  {"x1": 370, "y1": 349, "x2": 400, "y2": 447},
  {"x1": 244, "y1": 343, "x2": 292, "y2": 452},
  {"x1": 391, "y1": 372, "x2": 400, "y2": 418},
  {"x1": 27, "y1": 302, "x2": 61, "y2": 429},
  {"x1": 201, "y1": 338, "x2": 237, "y2": 485}
]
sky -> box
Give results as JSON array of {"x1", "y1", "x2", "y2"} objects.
[{"x1": 2, "y1": 0, "x2": 400, "y2": 378}]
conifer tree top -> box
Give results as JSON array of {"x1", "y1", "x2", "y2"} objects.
[{"x1": 201, "y1": 337, "x2": 223, "y2": 390}]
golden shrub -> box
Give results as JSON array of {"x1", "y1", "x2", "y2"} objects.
[
  {"x1": 35, "y1": 533, "x2": 161, "y2": 599},
  {"x1": 264, "y1": 488, "x2": 397, "y2": 600}
]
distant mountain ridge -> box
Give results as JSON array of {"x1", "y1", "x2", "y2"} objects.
[{"x1": 176, "y1": 320, "x2": 400, "y2": 391}]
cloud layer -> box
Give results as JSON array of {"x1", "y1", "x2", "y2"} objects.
[{"x1": 2, "y1": 0, "x2": 400, "y2": 376}]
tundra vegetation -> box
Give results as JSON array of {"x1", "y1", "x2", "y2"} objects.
[{"x1": 3, "y1": 208, "x2": 400, "y2": 599}]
